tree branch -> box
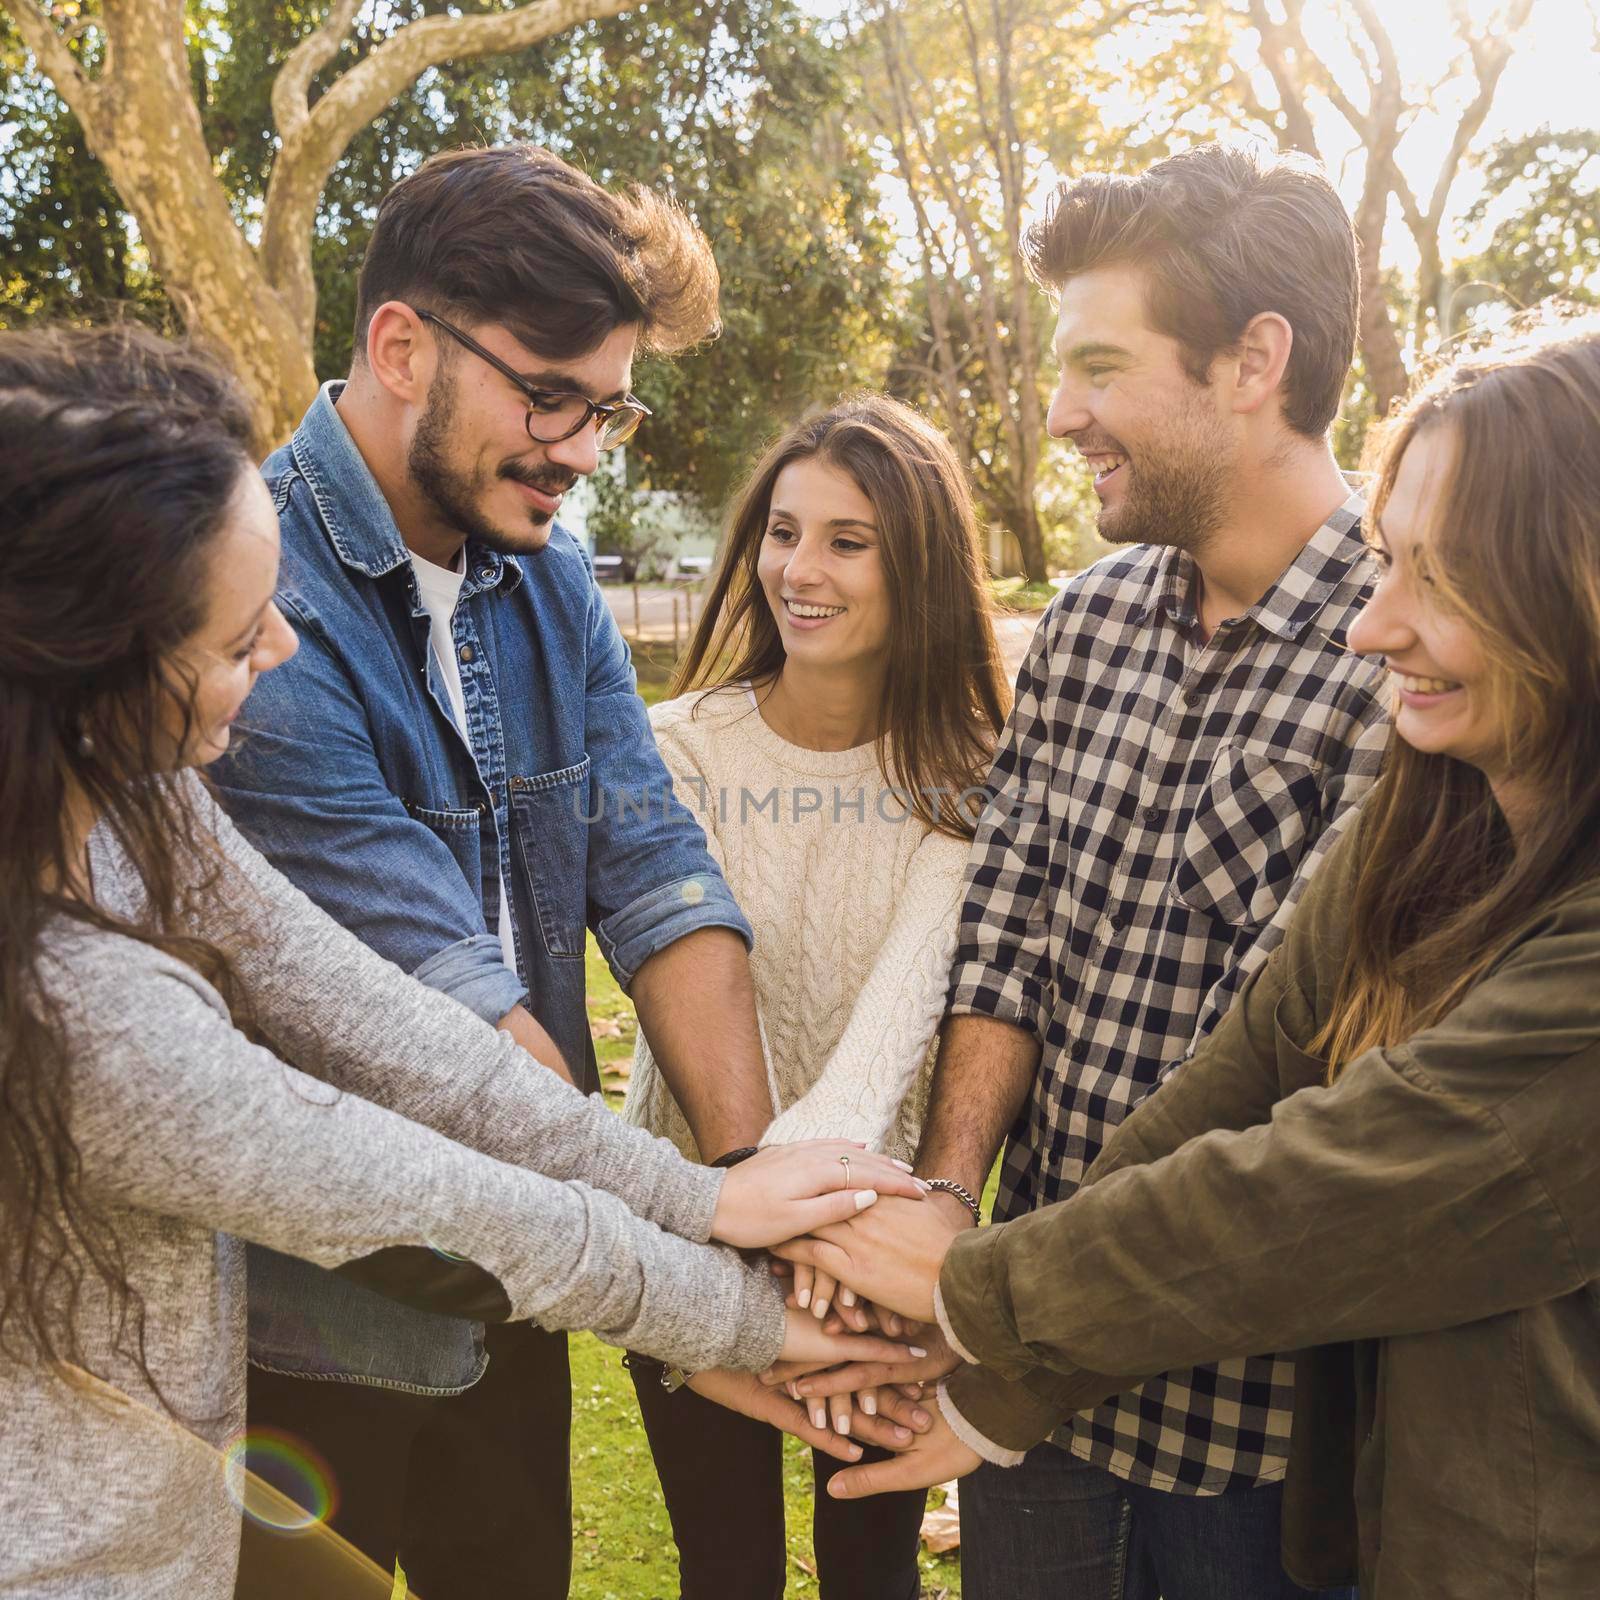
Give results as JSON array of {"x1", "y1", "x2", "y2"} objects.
[
  {"x1": 1349, "y1": 0, "x2": 1399, "y2": 83},
  {"x1": 1244, "y1": 0, "x2": 1322, "y2": 153},
  {"x1": 299, "y1": 0, "x2": 639, "y2": 170},
  {"x1": 1418, "y1": 0, "x2": 1531, "y2": 232},
  {"x1": 259, "y1": 0, "x2": 641, "y2": 334},
  {"x1": 271, "y1": 0, "x2": 366, "y2": 143}
]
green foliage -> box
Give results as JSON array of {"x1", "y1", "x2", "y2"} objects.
[
  {"x1": 7, "y1": 1, "x2": 1597, "y2": 559},
  {"x1": 586, "y1": 461, "x2": 672, "y2": 575},
  {"x1": 0, "y1": 18, "x2": 166, "y2": 326},
  {"x1": 1454, "y1": 129, "x2": 1600, "y2": 320},
  {"x1": 2, "y1": 0, "x2": 900, "y2": 507}
]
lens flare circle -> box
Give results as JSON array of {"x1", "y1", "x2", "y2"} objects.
[{"x1": 223, "y1": 1427, "x2": 338, "y2": 1534}]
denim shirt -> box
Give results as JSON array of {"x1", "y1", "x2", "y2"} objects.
[{"x1": 211, "y1": 383, "x2": 751, "y2": 1392}]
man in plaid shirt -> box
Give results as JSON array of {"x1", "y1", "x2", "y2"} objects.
[{"x1": 912, "y1": 146, "x2": 1386, "y2": 1596}]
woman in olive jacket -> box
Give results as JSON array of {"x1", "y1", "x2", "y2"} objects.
[{"x1": 771, "y1": 315, "x2": 1600, "y2": 1599}]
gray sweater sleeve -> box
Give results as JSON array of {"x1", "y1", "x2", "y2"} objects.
[
  {"x1": 50, "y1": 933, "x2": 786, "y2": 1373},
  {"x1": 185, "y1": 790, "x2": 724, "y2": 1242}
]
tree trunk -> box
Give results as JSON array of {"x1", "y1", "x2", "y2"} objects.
[
  {"x1": 14, "y1": 0, "x2": 316, "y2": 454},
  {"x1": 991, "y1": 491, "x2": 1046, "y2": 582},
  {"x1": 1352, "y1": 158, "x2": 1408, "y2": 421}
]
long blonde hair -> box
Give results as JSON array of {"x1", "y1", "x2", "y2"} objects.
[
  {"x1": 1317, "y1": 314, "x2": 1600, "y2": 1075},
  {"x1": 675, "y1": 394, "x2": 1011, "y2": 839}
]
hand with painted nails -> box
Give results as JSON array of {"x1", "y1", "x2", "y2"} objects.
[
  {"x1": 823, "y1": 1402, "x2": 982, "y2": 1501},
  {"x1": 710, "y1": 1141, "x2": 924, "y2": 1251},
  {"x1": 812, "y1": 1380, "x2": 934, "y2": 1446},
  {"x1": 761, "y1": 1321, "x2": 961, "y2": 1398},
  {"x1": 791, "y1": 1259, "x2": 841, "y2": 1323},
  {"x1": 775, "y1": 1305, "x2": 925, "y2": 1374},
  {"x1": 771, "y1": 1192, "x2": 962, "y2": 1324}
]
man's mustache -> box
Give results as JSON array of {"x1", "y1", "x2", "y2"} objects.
[{"x1": 499, "y1": 462, "x2": 578, "y2": 496}]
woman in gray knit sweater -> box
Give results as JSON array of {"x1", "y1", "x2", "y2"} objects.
[{"x1": 0, "y1": 328, "x2": 924, "y2": 1596}]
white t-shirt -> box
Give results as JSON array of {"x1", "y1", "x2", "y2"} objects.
[{"x1": 410, "y1": 549, "x2": 519, "y2": 979}]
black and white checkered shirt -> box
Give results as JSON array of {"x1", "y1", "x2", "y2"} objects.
[{"x1": 950, "y1": 492, "x2": 1389, "y2": 1492}]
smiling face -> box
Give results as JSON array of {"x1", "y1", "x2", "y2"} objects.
[
  {"x1": 1046, "y1": 266, "x2": 1236, "y2": 552},
  {"x1": 407, "y1": 317, "x2": 638, "y2": 556},
  {"x1": 756, "y1": 455, "x2": 892, "y2": 675},
  {"x1": 160, "y1": 469, "x2": 299, "y2": 768},
  {"x1": 1348, "y1": 425, "x2": 1509, "y2": 782}
]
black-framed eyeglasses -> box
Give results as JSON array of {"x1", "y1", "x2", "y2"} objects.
[{"x1": 416, "y1": 309, "x2": 650, "y2": 449}]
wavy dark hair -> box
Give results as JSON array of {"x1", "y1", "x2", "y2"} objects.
[
  {"x1": 0, "y1": 324, "x2": 259, "y2": 1385},
  {"x1": 1317, "y1": 312, "x2": 1600, "y2": 1075},
  {"x1": 355, "y1": 143, "x2": 721, "y2": 359},
  {"x1": 675, "y1": 394, "x2": 1010, "y2": 838}
]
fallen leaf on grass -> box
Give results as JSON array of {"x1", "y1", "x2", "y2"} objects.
[{"x1": 919, "y1": 1479, "x2": 961, "y2": 1553}]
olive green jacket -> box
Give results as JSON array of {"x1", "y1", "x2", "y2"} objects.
[{"x1": 939, "y1": 822, "x2": 1600, "y2": 1597}]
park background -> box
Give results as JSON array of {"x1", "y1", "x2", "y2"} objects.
[{"x1": 5, "y1": 0, "x2": 1600, "y2": 1593}]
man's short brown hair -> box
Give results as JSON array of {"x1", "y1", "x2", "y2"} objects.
[
  {"x1": 354, "y1": 143, "x2": 720, "y2": 361},
  {"x1": 1024, "y1": 143, "x2": 1358, "y2": 437}
]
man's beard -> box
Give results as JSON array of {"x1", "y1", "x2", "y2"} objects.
[
  {"x1": 408, "y1": 373, "x2": 577, "y2": 555},
  {"x1": 1093, "y1": 391, "x2": 1232, "y2": 556}
]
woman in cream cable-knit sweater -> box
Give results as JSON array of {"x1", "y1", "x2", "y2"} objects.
[{"x1": 623, "y1": 395, "x2": 1010, "y2": 1600}]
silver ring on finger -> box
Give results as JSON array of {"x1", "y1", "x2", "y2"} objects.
[{"x1": 839, "y1": 1153, "x2": 851, "y2": 1187}]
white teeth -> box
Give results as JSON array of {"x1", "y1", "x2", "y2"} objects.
[
  {"x1": 1086, "y1": 453, "x2": 1129, "y2": 481},
  {"x1": 1395, "y1": 672, "x2": 1461, "y2": 695},
  {"x1": 786, "y1": 600, "x2": 845, "y2": 618}
]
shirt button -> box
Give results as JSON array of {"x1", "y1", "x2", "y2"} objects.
[
  {"x1": 1142, "y1": 804, "x2": 1161, "y2": 824},
  {"x1": 458, "y1": 643, "x2": 475, "y2": 664},
  {"x1": 477, "y1": 567, "x2": 494, "y2": 583},
  {"x1": 474, "y1": 801, "x2": 488, "y2": 817},
  {"x1": 1108, "y1": 911, "x2": 1126, "y2": 933},
  {"x1": 1069, "y1": 1039, "x2": 1089, "y2": 1062}
]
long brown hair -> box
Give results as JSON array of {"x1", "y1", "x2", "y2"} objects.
[
  {"x1": 1317, "y1": 314, "x2": 1600, "y2": 1075},
  {"x1": 0, "y1": 324, "x2": 258, "y2": 1385},
  {"x1": 675, "y1": 394, "x2": 1011, "y2": 838}
]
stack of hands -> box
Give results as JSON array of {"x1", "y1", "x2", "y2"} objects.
[{"x1": 701, "y1": 1142, "x2": 987, "y2": 1498}]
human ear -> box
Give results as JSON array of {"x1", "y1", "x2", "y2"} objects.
[
  {"x1": 1231, "y1": 311, "x2": 1294, "y2": 418},
  {"x1": 364, "y1": 302, "x2": 433, "y2": 406}
]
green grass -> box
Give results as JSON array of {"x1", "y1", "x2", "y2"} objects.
[
  {"x1": 988, "y1": 576, "x2": 1057, "y2": 613},
  {"x1": 576, "y1": 904, "x2": 964, "y2": 1597}
]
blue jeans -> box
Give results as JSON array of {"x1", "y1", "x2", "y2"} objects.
[{"x1": 960, "y1": 1443, "x2": 1355, "y2": 1600}]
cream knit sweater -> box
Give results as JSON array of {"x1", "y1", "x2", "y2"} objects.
[{"x1": 622, "y1": 686, "x2": 971, "y2": 1165}]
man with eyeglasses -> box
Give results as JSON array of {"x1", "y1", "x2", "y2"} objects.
[{"x1": 213, "y1": 145, "x2": 780, "y2": 1598}]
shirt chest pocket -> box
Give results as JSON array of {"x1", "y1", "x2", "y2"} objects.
[
  {"x1": 509, "y1": 755, "x2": 593, "y2": 959},
  {"x1": 403, "y1": 799, "x2": 485, "y2": 908},
  {"x1": 1172, "y1": 741, "x2": 1321, "y2": 928}
]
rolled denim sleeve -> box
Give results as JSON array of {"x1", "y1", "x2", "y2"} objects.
[
  {"x1": 579, "y1": 579, "x2": 752, "y2": 988},
  {"x1": 211, "y1": 595, "x2": 528, "y2": 1025},
  {"x1": 412, "y1": 935, "x2": 528, "y2": 1026}
]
